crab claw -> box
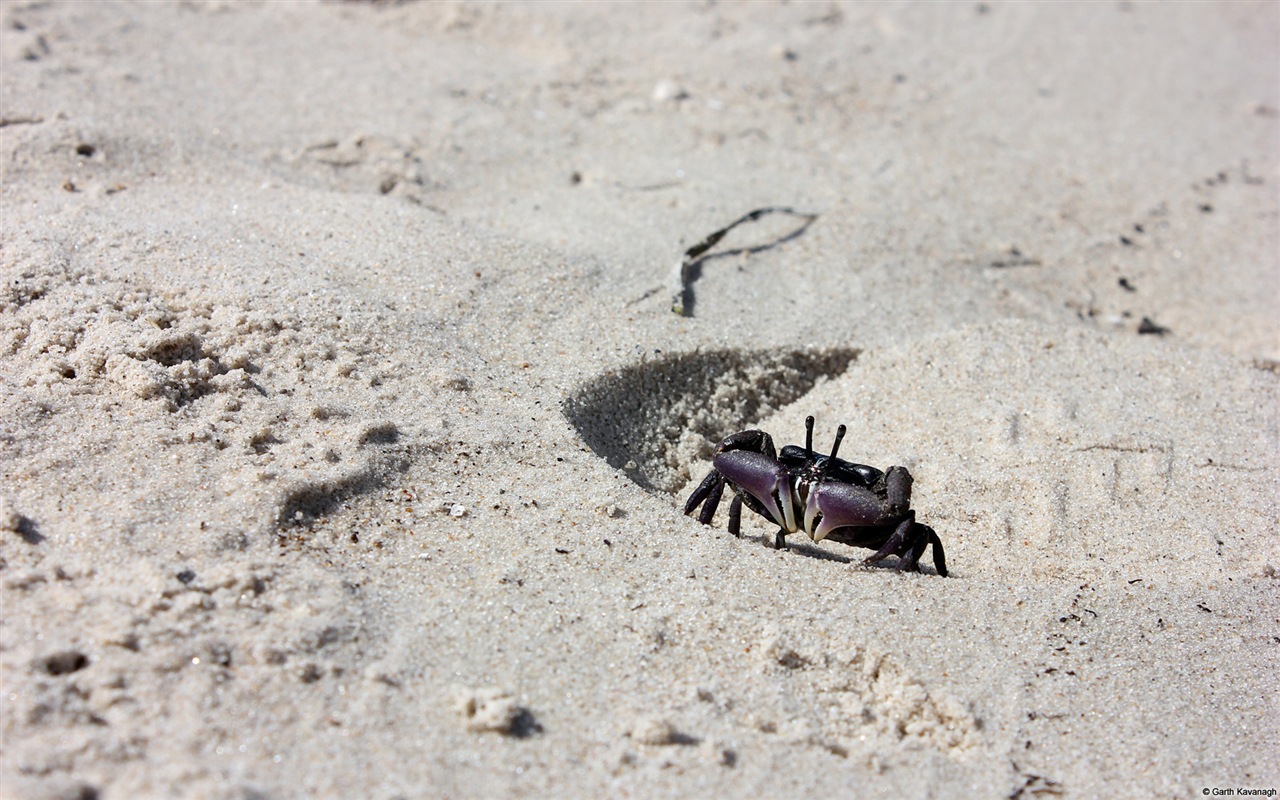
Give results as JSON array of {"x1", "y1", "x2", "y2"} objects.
[
  {"x1": 810, "y1": 480, "x2": 887, "y2": 543},
  {"x1": 712, "y1": 449, "x2": 793, "y2": 531}
]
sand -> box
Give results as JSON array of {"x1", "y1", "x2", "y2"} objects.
[{"x1": 2, "y1": 2, "x2": 1277, "y2": 798}]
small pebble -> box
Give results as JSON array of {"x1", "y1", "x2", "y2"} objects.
[
  {"x1": 652, "y1": 79, "x2": 688, "y2": 103},
  {"x1": 1, "y1": 497, "x2": 22, "y2": 532},
  {"x1": 456, "y1": 686, "x2": 521, "y2": 734},
  {"x1": 630, "y1": 715, "x2": 676, "y2": 745}
]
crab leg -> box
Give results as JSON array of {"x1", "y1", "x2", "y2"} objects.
[
  {"x1": 862, "y1": 514, "x2": 914, "y2": 567},
  {"x1": 727, "y1": 495, "x2": 743, "y2": 537},
  {"x1": 683, "y1": 470, "x2": 723, "y2": 517},
  {"x1": 698, "y1": 477, "x2": 726, "y2": 526},
  {"x1": 898, "y1": 529, "x2": 929, "y2": 572},
  {"x1": 922, "y1": 526, "x2": 948, "y2": 576}
]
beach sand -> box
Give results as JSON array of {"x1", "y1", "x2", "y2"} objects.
[{"x1": 2, "y1": 2, "x2": 1277, "y2": 798}]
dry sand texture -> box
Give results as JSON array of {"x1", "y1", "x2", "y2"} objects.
[{"x1": 2, "y1": 2, "x2": 1278, "y2": 798}]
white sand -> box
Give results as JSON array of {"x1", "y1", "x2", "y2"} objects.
[{"x1": 2, "y1": 2, "x2": 1277, "y2": 798}]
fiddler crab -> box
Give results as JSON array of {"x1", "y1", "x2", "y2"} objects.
[{"x1": 683, "y1": 416, "x2": 947, "y2": 576}]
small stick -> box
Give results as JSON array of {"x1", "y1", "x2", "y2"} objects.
[{"x1": 669, "y1": 206, "x2": 819, "y2": 316}]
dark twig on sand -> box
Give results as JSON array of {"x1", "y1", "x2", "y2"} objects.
[{"x1": 669, "y1": 206, "x2": 818, "y2": 316}]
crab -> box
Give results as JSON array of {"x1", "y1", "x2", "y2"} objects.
[{"x1": 683, "y1": 416, "x2": 947, "y2": 576}]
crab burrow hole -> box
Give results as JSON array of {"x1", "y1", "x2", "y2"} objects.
[{"x1": 563, "y1": 347, "x2": 858, "y2": 494}]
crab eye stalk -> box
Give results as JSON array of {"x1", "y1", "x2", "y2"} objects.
[
  {"x1": 828, "y1": 424, "x2": 847, "y2": 463},
  {"x1": 804, "y1": 415, "x2": 815, "y2": 459}
]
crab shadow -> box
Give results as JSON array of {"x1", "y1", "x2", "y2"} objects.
[
  {"x1": 790, "y1": 544, "x2": 946, "y2": 576},
  {"x1": 775, "y1": 540, "x2": 853, "y2": 564},
  {"x1": 732, "y1": 534, "x2": 851, "y2": 565},
  {"x1": 562, "y1": 347, "x2": 857, "y2": 494},
  {"x1": 731, "y1": 532, "x2": 946, "y2": 576}
]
